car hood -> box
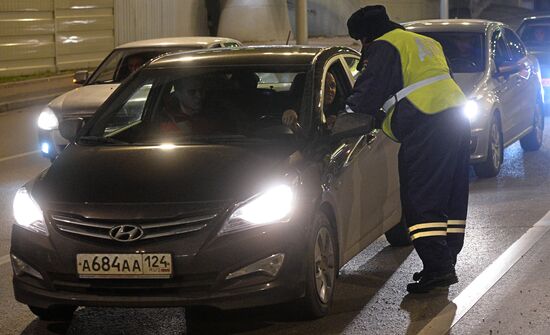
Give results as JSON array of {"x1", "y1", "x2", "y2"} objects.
[
  {"x1": 49, "y1": 84, "x2": 119, "y2": 118},
  {"x1": 33, "y1": 143, "x2": 297, "y2": 217},
  {"x1": 452, "y1": 73, "x2": 484, "y2": 96}
]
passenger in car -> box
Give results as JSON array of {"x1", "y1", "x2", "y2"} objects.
[{"x1": 160, "y1": 76, "x2": 208, "y2": 133}]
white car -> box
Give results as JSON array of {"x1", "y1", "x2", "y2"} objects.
[{"x1": 37, "y1": 37, "x2": 241, "y2": 160}]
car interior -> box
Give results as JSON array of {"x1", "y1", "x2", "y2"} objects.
[{"x1": 98, "y1": 70, "x2": 312, "y2": 143}]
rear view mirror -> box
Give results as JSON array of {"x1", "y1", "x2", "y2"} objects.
[
  {"x1": 330, "y1": 113, "x2": 374, "y2": 142},
  {"x1": 59, "y1": 118, "x2": 84, "y2": 142},
  {"x1": 73, "y1": 70, "x2": 89, "y2": 84}
]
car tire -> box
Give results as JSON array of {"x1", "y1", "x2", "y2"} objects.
[
  {"x1": 28, "y1": 305, "x2": 76, "y2": 321},
  {"x1": 474, "y1": 114, "x2": 503, "y2": 178},
  {"x1": 293, "y1": 210, "x2": 337, "y2": 320},
  {"x1": 385, "y1": 216, "x2": 412, "y2": 247},
  {"x1": 520, "y1": 101, "x2": 544, "y2": 152}
]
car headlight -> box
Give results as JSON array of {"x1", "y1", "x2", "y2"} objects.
[
  {"x1": 13, "y1": 188, "x2": 48, "y2": 236},
  {"x1": 463, "y1": 100, "x2": 479, "y2": 121},
  {"x1": 219, "y1": 184, "x2": 294, "y2": 235},
  {"x1": 37, "y1": 107, "x2": 59, "y2": 130}
]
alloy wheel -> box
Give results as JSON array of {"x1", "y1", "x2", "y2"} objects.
[
  {"x1": 314, "y1": 225, "x2": 335, "y2": 304},
  {"x1": 534, "y1": 104, "x2": 544, "y2": 145},
  {"x1": 490, "y1": 121, "x2": 502, "y2": 171}
]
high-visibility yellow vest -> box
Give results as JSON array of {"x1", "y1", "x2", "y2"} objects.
[{"x1": 377, "y1": 29, "x2": 466, "y2": 141}]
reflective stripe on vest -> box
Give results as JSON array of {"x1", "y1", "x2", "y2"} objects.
[
  {"x1": 382, "y1": 73, "x2": 451, "y2": 112},
  {"x1": 376, "y1": 29, "x2": 466, "y2": 142}
]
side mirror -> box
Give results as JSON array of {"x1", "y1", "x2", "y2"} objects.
[
  {"x1": 73, "y1": 70, "x2": 89, "y2": 84},
  {"x1": 330, "y1": 113, "x2": 374, "y2": 143},
  {"x1": 59, "y1": 118, "x2": 84, "y2": 142}
]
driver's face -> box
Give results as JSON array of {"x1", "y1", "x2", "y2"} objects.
[
  {"x1": 455, "y1": 37, "x2": 474, "y2": 57},
  {"x1": 535, "y1": 29, "x2": 545, "y2": 41},
  {"x1": 324, "y1": 72, "x2": 337, "y2": 105},
  {"x1": 127, "y1": 56, "x2": 144, "y2": 73}
]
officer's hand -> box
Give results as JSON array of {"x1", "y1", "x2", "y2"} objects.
[{"x1": 282, "y1": 109, "x2": 298, "y2": 127}]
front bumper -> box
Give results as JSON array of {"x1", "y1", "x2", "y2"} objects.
[
  {"x1": 10, "y1": 211, "x2": 309, "y2": 310},
  {"x1": 469, "y1": 126, "x2": 490, "y2": 164}
]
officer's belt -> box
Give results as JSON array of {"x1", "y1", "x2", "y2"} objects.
[{"x1": 382, "y1": 74, "x2": 451, "y2": 112}]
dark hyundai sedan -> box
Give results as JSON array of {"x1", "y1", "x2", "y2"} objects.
[{"x1": 11, "y1": 46, "x2": 408, "y2": 321}]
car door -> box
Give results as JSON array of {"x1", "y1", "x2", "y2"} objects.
[
  {"x1": 491, "y1": 28, "x2": 517, "y2": 142},
  {"x1": 329, "y1": 55, "x2": 401, "y2": 262},
  {"x1": 503, "y1": 28, "x2": 537, "y2": 137}
]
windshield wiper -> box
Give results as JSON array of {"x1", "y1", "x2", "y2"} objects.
[{"x1": 78, "y1": 136, "x2": 127, "y2": 145}]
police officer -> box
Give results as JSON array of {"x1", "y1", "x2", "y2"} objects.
[{"x1": 346, "y1": 5, "x2": 470, "y2": 293}]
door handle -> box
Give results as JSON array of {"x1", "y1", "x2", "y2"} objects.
[{"x1": 366, "y1": 133, "x2": 376, "y2": 145}]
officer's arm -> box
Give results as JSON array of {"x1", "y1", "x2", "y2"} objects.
[{"x1": 346, "y1": 41, "x2": 403, "y2": 116}]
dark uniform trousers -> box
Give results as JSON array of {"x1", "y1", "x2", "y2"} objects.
[{"x1": 397, "y1": 106, "x2": 470, "y2": 274}]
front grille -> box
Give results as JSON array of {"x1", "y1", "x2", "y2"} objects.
[
  {"x1": 50, "y1": 213, "x2": 216, "y2": 242},
  {"x1": 52, "y1": 272, "x2": 218, "y2": 295}
]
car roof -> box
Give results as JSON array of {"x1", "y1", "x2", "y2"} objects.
[
  {"x1": 404, "y1": 19, "x2": 503, "y2": 33},
  {"x1": 116, "y1": 37, "x2": 241, "y2": 49},
  {"x1": 521, "y1": 15, "x2": 550, "y2": 24},
  {"x1": 147, "y1": 45, "x2": 359, "y2": 69}
]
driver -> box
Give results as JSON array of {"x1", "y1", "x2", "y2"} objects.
[
  {"x1": 533, "y1": 27, "x2": 546, "y2": 43},
  {"x1": 282, "y1": 71, "x2": 340, "y2": 130},
  {"x1": 453, "y1": 35, "x2": 476, "y2": 61}
]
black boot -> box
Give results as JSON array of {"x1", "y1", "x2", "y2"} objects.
[{"x1": 407, "y1": 270, "x2": 458, "y2": 294}]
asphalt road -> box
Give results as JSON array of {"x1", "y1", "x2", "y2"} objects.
[{"x1": 1, "y1": 106, "x2": 550, "y2": 335}]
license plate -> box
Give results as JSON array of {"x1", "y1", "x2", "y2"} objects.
[{"x1": 77, "y1": 254, "x2": 172, "y2": 279}]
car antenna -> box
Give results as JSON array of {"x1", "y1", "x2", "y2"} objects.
[{"x1": 286, "y1": 30, "x2": 292, "y2": 45}]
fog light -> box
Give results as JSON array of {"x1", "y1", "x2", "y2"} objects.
[
  {"x1": 11, "y1": 254, "x2": 43, "y2": 280},
  {"x1": 41, "y1": 142, "x2": 50, "y2": 154},
  {"x1": 226, "y1": 253, "x2": 285, "y2": 280}
]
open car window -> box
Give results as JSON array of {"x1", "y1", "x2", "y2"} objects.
[{"x1": 84, "y1": 66, "x2": 311, "y2": 145}]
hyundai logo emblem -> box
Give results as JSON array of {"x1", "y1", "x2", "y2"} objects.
[{"x1": 109, "y1": 225, "x2": 144, "y2": 242}]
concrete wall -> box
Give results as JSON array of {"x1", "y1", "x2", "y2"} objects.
[
  {"x1": 217, "y1": 0, "x2": 292, "y2": 42},
  {"x1": 217, "y1": 0, "x2": 440, "y2": 42},
  {"x1": 290, "y1": 0, "x2": 440, "y2": 37},
  {"x1": 0, "y1": 0, "x2": 114, "y2": 77},
  {"x1": 114, "y1": 0, "x2": 209, "y2": 45}
]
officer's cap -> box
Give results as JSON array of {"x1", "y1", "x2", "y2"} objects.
[{"x1": 347, "y1": 5, "x2": 390, "y2": 41}]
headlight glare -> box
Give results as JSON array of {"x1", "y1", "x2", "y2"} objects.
[
  {"x1": 220, "y1": 185, "x2": 294, "y2": 235},
  {"x1": 13, "y1": 188, "x2": 48, "y2": 235},
  {"x1": 37, "y1": 108, "x2": 59, "y2": 130},
  {"x1": 463, "y1": 100, "x2": 479, "y2": 121}
]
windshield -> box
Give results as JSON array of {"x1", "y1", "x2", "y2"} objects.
[
  {"x1": 519, "y1": 23, "x2": 550, "y2": 48},
  {"x1": 82, "y1": 66, "x2": 311, "y2": 145},
  {"x1": 87, "y1": 47, "x2": 198, "y2": 84},
  {"x1": 420, "y1": 32, "x2": 485, "y2": 73}
]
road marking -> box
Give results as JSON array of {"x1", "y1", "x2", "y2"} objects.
[
  {"x1": 418, "y1": 210, "x2": 550, "y2": 335},
  {"x1": 0, "y1": 254, "x2": 10, "y2": 267},
  {"x1": 0, "y1": 150, "x2": 39, "y2": 163}
]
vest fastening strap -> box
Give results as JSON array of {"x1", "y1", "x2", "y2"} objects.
[{"x1": 382, "y1": 73, "x2": 451, "y2": 112}]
